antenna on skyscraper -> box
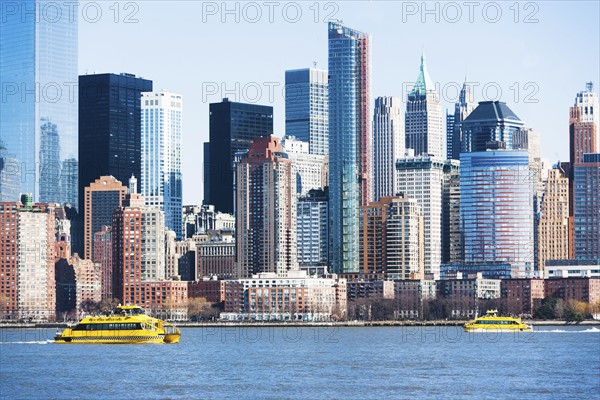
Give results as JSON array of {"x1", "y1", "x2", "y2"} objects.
[{"x1": 313, "y1": 61, "x2": 318, "y2": 68}]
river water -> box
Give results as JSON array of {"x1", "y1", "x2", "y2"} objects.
[{"x1": 1, "y1": 325, "x2": 598, "y2": 399}]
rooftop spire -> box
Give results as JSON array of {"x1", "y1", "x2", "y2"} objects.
[{"x1": 410, "y1": 49, "x2": 435, "y2": 96}]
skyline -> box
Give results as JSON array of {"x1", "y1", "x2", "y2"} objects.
[{"x1": 76, "y1": 1, "x2": 600, "y2": 205}]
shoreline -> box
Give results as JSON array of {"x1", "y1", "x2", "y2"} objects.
[{"x1": 1, "y1": 320, "x2": 599, "y2": 329}]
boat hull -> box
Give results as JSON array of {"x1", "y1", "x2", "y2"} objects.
[
  {"x1": 464, "y1": 326, "x2": 533, "y2": 333},
  {"x1": 54, "y1": 333, "x2": 167, "y2": 344}
]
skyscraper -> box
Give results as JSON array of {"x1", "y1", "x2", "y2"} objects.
[
  {"x1": 1, "y1": 1, "x2": 78, "y2": 206},
  {"x1": 574, "y1": 153, "x2": 600, "y2": 261},
  {"x1": 395, "y1": 155, "x2": 451, "y2": 279},
  {"x1": 0, "y1": 141, "x2": 20, "y2": 202},
  {"x1": 569, "y1": 83, "x2": 599, "y2": 258},
  {"x1": 204, "y1": 99, "x2": 273, "y2": 214},
  {"x1": 78, "y1": 73, "x2": 153, "y2": 213},
  {"x1": 236, "y1": 137, "x2": 298, "y2": 278},
  {"x1": 285, "y1": 68, "x2": 329, "y2": 155},
  {"x1": 460, "y1": 151, "x2": 535, "y2": 277},
  {"x1": 405, "y1": 52, "x2": 443, "y2": 159},
  {"x1": 83, "y1": 176, "x2": 127, "y2": 261},
  {"x1": 461, "y1": 101, "x2": 524, "y2": 152},
  {"x1": 328, "y1": 21, "x2": 371, "y2": 273},
  {"x1": 446, "y1": 80, "x2": 475, "y2": 160},
  {"x1": 538, "y1": 166, "x2": 569, "y2": 270},
  {"x1": 373, "y1": 96, "x2": 404, "y2": 201},
  {"x1": 141, "y1": 91, "x2": 183, "y2": 239}
]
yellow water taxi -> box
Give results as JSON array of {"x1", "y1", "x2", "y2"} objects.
[
  {"x1": 464, "y1": 309, "x2": 533, "y2": 332},
  {"x1": 54, "y1": 305, "x2": 180, "y2": 344}
]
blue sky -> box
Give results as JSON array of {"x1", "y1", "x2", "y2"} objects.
[{"x1": 79, "y1": 1, "x2": 600, "y2": 205}]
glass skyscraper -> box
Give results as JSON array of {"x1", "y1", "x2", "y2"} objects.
[
  {"x1": 78, "y1": 73, "x2": 153, "y2": 213},
  {"x1": 460, "y1": 151, "x2": 535, "y2": 277},
  {"x1": 204, "y1": 99, "x2": 273, "y2": 214},
  {"x1": 574, "y1": 153, "x2": 600, "y2": 261},
  {"x1": 1, "y1": 0, "x2": 78, "y2": 206},
  {"x1": 285, "y1": 68, "x2": 329, "y2": 155},
  {"x1": 141, "y1": 92, "x2": 183, "y2": 239},
  {"x1": 328, "y1": 21, "x2": 371, "y2": 274},
  {"x1": 461, "y1": 101, "x2": 523, "y2": 152}
]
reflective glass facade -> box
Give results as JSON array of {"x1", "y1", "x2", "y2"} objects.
[
  {"x1": 328, "y1": 22, "x2": 370, "y2": 274},
  {"x1": 1, "y1": 0, "x2": 78, "y2": 206},
  {"x1": 285, "y1": 68, "x2": 329, "y2": 155},
  {"x1": 460, "y1": 151, "x2": 535, "y2": 277}
]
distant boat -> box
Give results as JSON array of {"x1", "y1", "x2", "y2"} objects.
[
  {"x1": 464, "y1": 309, "x2": 533, "y2": 333},
  {"x1": 54, "y1": 305, "x2": 180, "y2": 344}
]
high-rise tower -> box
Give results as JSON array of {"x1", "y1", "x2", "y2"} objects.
[
  {"x1": 78, "y1": 73, "x2": 153, "y2": 213},
  {"x1": 405, "y1": 52, "x2": 443, "y2": 158},
  {"x1": 285, "y1": 68, "x2": 329, "y2": 155},
  {"x1": 328, "y1": 21, "x2": 371, "y2": 273},
  {"x1": 373, "y1": 97, "x2": 404, "y2": 201},
  {"x1": 141, "y1": 91, "x2": 183, "y2": 239},
  {"x1": 446, "y1": 80, "x2": 475, "y2": 160},
  {"x1": 1, "y1": 1, "x2": 78, "y2": 206}
]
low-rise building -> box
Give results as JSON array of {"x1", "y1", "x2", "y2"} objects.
[
  {"x1": 544, "y1": 259, "x2": 600, "y2": 278},
  {"x1": 394, "y1": 279, "x2": 437, "y2": 319},
  {"x1": 544, "y1": 278, "x2": 600, "y2": 305},
  {"x1": 437, "y1": 273, "x2": 501, "y2": 318},
  {"x1": 501, "y1": 278, "x2": 545, "y2": 315},
  {"x1": 188, "y1": 278, "x2": 226, "y2": 304},
  {"x1": 222, "y1": 270, "x2": 346, "y2": 321}
]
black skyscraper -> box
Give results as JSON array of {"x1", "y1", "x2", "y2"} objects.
[
  {"x1": 204, "y1": 99, "x2": 273, "y2": 214},
  {"x1": 78, "y1": 73, "x2": 152, "y2": 212}
]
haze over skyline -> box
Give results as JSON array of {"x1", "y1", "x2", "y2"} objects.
[{"x1": 78, "y1": 1, "x2": 600, "y2": 205}]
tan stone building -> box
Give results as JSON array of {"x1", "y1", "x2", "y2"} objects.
[
  {"x1": 359, "y1": 195, "x2": 424, "y2": 279},
  {"x1": 537, "y1": 167, "x2": 569, "y2": 271}
]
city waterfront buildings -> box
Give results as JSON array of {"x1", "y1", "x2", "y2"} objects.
[
  {"x1": 78, "y1": 73, "x2": 153, "y2": 212},
  {"x1": 221, "y1": 270, "x2": 347, "y2": 321},
  {"x1": 141, "y1": 91, "x2": 183, "y2": 239},
  {"x1": 0, "y1": 0, "x2": 78, "y2": 206},
  {"x1": 405, "y1": 52, "x2": 443, "y2": 159},
  {"x1": 204, "y1": 99, "x2": 273, "y2": 214},
  {"x1": 373, "y1": 96, "x2": 404, "y2": 201},
  {"x1": 328, "y1": 21, "x2": 371, "y2": 274},
  {"x1": 285, "y1": 68, "x2": 329, "y2": 155},
  {"x1": 236, "y1": 136, "x2": 298, "y2": 277},
  {"x1": 500, "y1": 278, "x2": 545, "y2": 315}
]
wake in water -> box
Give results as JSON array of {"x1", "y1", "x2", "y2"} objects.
[
  {"x1": 0, "y1": 339, "x2": 54, "y2": 344},
  {"x1": 535, "y1": 327, "x2": 600, "y2": 333}
]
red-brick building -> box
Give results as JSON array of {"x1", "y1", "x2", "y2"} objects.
[{"x1": 501, "y1": 278, "x2": 545, "y2": 315}]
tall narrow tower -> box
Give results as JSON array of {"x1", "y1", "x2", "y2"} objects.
[
  {"x1": 328, "y1": 21, "x2": 371, "y2": 274},
  {"x1": 569, "y1": 83, "x2": 599, "y2": 258},
  {"x1": 405, "y1": 52, "x2": 443, "y2": 159},
  {"x1": 141, "y1": 91, "x2": 183, "y2": 239},
  {"x1": 373, "y1": 97, "x2": 404, "y2": 201},
  {"x1": 446, "y1": 79, "x2": 475, "y2": 160}
]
